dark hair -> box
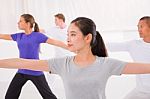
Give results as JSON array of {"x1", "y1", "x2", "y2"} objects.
[
  {"x1": 21, "y1": 14, "x2": 39, "y2": 32},
  {"x1": 55, "y1": 13, "x2": 65, "y2": 22},
  {"x1": 140, "y1": 16, "x2": 150, "y2": 28},
  {"x1": 71, "y1": 17, "x2": 108, "y2": 57}
]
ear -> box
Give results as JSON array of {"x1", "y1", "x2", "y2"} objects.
[
  {"x1": 27, "y1": 22, "x2": 31, "y2": 27},
  {"x1": 85, "y1": 33, "x2": 92, "y2": 43}
]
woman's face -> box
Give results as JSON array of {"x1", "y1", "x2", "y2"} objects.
[
  {"x1": 67, "y1": 23, "x2": 87, "y2": 53},
  {"x1": 18, "y1": 17, "x2": 28, "y2": 30}
]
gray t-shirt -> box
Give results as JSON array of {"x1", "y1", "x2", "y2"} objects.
[{"x1": 48, "y1": 56, "x2": 126, "y2": 99}]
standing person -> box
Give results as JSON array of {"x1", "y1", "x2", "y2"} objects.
[
  {"x1": 106, "y1": 16, "x2": 150, "y2": 99},
  {"x1": 1, "y1": 17, "x2": 150, "y2": 99},
  {"x1": 45, "y1": 13, "x2": 74, "y2": 57},
  {"x1": 0, "y1": 14, "x2": 67, "y2": 99},
  {"x1": 44, "y1": 13, "x2": 74, "y2": 99}
]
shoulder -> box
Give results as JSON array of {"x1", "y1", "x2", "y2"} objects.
[
  {"x1": 14, "y1": 32, "x2": 24, "y2": 35},
  {"x1": 48, "y1": 56, "x2": 73, "y2": 63},
  {"x1": 32, "y1": 32, "x2": 47, "y2": 36},
  {"x1": 129, "y1": 39, "x2": 144, "y2": 45},
  {"x1": 96, "y1": 56, "x2": 126, "y2": 64},
  {"x1": 11, "y1": 32, "x2": 24, "y2": 36}
]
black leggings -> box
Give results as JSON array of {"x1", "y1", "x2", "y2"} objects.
[{"x1": 5, "y1": 73, "x2": 57, "y2": 99}]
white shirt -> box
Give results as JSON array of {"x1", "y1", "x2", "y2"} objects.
[
  {"x1": 106, "y1": 39, "x2": 150, "y2": 92},
  {"x1": 45, "y1": 26, "x2": 74, "y2": 57}
]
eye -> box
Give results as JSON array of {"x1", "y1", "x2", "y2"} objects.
[
  {"x1": 71, "y1": 34, "x2": 76, "y2": 36},
  {"x1": 137, "y1": 25, "x2": 142, "y2": 29}
]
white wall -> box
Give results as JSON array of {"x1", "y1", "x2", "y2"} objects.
[
  {"x1": 0, "y1": 0, "x2": 150, "y2": 99},
  {"x1": 1, "y1": 0, "x2": 150, "y2": 32}
]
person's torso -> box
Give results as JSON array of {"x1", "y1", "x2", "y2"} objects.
[
  {"x1": 46, "y1": 26, "x2": 74, "y2": 57},
  {"x1": 48, "y1": 56, "x2": 126, "y2": 99},
  {"x1": 11, "y1": 32, "x2": 48, "y2": 75},
  {"x1": 126, "y1": 40, "x2": 150, "y2": 92}
]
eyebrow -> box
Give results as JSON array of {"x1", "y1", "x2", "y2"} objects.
[
  {"x1": 67, "y1": 30, "x2": 77, "y2": 34},
  {"x1": 67, "y1": 31, "x2": 76, "y2": 35},
  {"x1": 71, "y1": 31, "x2": 77, "y2": 33}
]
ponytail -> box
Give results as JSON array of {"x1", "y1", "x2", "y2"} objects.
[
  {"x1": 34, "y1": 22, "x2": 40, "y2": 32},
  {"x1": 91, "y1": 31, "x2": 108, "y2": 57},
  {"x1": 71, "y1": 17, "x2": 107, "y2": 57},
  {"x1": 21, "y1": 14, "x2": 40, "y2": 32},
  {"x1": 34, "y1": 22, "x2": 40, "y2": 53}
]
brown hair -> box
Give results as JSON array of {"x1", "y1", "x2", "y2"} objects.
[
  {"x1": 21, "y1": 14, "x2": 39, "y2": 32},
  {"x1": 55, "y1": 13, "x2": 65, "y2": 22}
]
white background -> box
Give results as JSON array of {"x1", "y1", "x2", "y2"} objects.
[{"x1": 0, "y1": 0, "x2": 150, "y2": 99}]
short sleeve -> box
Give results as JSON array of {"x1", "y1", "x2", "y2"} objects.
[
  {"x1": 11, "y1": 33, "x2": 22, "y2": 41},
  {"x1": 36, "y1": 32, "x2": 48, "y2": 43},
  {"x1": 104, "y1": 58, "x2": 127, "y2": 75},
  {"x1": 47, "y1": 57, "x2": 68, "y2": 75}
]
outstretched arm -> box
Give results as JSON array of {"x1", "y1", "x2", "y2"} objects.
[
  {"x1": 106, "y1": 42, "x2": 128, "y2": 52},
  {"x1": 122, "y1": 63, "x2": 150, "y2": 74},
  {"x1": 0, "y1": 58, "x2": 50, "y2": 72},
  {"x1": 46, "y1": 38, "x2": 68, "y2": 50},
  {"x1": 0, "y1": 34, "x2": 12, "y2": 40}
]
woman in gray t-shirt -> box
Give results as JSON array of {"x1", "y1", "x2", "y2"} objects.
[{"x1": 1, "y1": 17, "x2": 150, "y2": 99}]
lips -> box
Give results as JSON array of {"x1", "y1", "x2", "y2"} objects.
[{"x1": 68, "y1": 44, "x2": 73, "y2": 47}]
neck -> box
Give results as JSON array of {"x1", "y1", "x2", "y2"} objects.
[
  {"x1": 59, "y1": 23, "x2": 66, "y2": 29},
  {"x1": 74, "y1": 48, "x2": 96, "y2": 67},
  {"x1": 24, "y1": 28, "x2": 32, "y2": 34},
  {"x1": 143, "y1": 36, "x2": 150, "y2": 43}
]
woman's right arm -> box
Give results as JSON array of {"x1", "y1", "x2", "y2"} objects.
[
  {"x1": 46, "y1": 38, "x2": 68, "y2": 50},
  {"x1": 0, "y1": 34, "x2": 12, "y2": 40},
  {"x1": 0, "y1": 58, "x2": 50, "y2": 72},
  {"x1": 106, "y1": 42, "x2": 128, "y2": 52}
]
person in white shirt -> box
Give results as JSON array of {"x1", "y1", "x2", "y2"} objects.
[
  {"x1": 43, "y1": 13, "x2": 74, "y2": 99},
  {"x1": 45, "y1": 13, "x2": 74, "y2": 57},
  {"x1": 106, "y1": 16, "x2": 150, "y2": 99}
]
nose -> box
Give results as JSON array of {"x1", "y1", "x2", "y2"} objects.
[
  {"x1": 67, "y1": 37, "x2": 70, "y2": 43},
  {"x1": 138, "y1": 28, "x2": 142, "y2": 33},
  {"x1": 67, "y1": 35, "x2": 70, "y2": 43}
]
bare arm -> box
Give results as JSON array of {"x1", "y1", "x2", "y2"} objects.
[
  {"x1": 122, "y1": 63, "x2": 150, "y2": 74},
  {"x1": 0, "y1": 34, "x2": 12, "y2": 40},
  {"x1": 46, "y1": 38, "x2": 68, "y2": 50},
  {"x1": 0, "y1": 58, "x2": 50, "y2": 72}
]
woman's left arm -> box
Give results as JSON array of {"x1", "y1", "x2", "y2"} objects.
[
  {"x1": 46, "y1": 38, "x2": 68, "y2": 50},
  {"x1": 122, "y1": 63, "x2": 150, "y2": 74}
]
